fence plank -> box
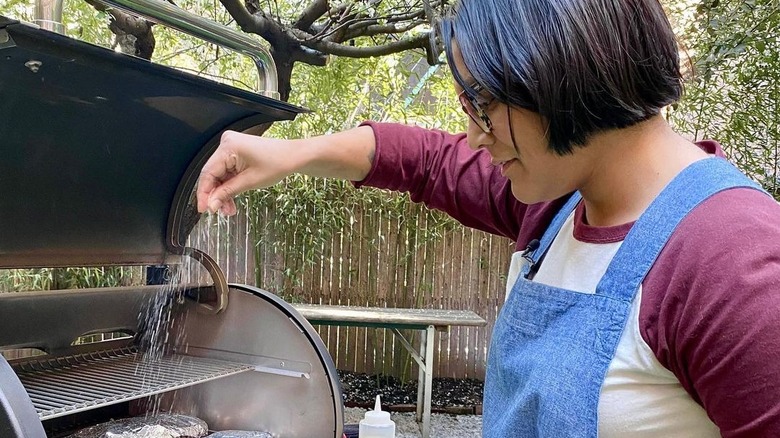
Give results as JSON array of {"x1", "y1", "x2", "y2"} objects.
[{"x1": 202, "y1": 194, "x2": 521, "y2": 381}]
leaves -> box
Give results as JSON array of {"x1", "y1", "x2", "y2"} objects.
[
  {"x1": 245, "y1": 49, "x2": 464, "y2": 288},
  {"x1": 0, "y1": 267, "x2": 143, "y2": 292},
  {"x1": 666, "y1": 0, "x2": 780, "y2": 199}
]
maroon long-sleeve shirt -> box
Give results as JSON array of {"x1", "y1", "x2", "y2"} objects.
[{"x1": 355, "y1": 121, "x2": 780, "y2": 436}]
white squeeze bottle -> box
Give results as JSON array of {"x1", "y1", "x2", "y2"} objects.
[{"x1": 358, "y1": 395, "x2": 396, "y2": 437}]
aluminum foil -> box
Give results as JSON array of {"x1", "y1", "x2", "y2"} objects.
[
  {"x1": 205, "y1": 432, "x2": 273, "y2": 438},
  {"x1": 67, "y1": 413, "x2": 208, "y2": 438}
]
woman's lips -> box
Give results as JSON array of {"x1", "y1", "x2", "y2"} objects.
[{"x1": 499, "y1": 159, "x2": 517, "y2": 176}]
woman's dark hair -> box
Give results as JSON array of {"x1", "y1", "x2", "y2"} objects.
[{"x1": 440, "y1": 0, "x2": 683, "y2": 155}]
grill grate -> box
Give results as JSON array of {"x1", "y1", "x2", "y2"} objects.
[{"x1": 15, "y1": 348, "x2": 253, "y2": 420}]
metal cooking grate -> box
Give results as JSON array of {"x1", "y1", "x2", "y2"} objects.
[{"x1": 14, "y1": 348, "x2": 253, "y2": 420}]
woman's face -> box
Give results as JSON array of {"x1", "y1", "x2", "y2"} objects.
[{"x1": 451, "y1": 46, "x2": 590, "y2": 204}]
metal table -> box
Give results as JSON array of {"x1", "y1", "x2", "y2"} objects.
[{"x1": 293, "y1": 304, "x2": 487, "y2": 438}]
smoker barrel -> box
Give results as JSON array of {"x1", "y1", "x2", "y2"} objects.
[
  {"x1": 0, "y1": 15, "x2": 343, "y2": 438},
  {"x1": 0, "y1": 286, "x2": 344, "y2": 437}
]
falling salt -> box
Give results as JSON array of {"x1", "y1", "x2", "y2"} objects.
[{"x1": 135, "y1": 212, "x2": 220, "y2": 415}]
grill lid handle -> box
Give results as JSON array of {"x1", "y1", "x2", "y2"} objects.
[
  {"x1": 166, "y1": 162, "x2": 229, "y2": 314},
  {"x1": 99, "y1": 0, "x2": 279, "y2": 98},
  {"x1": 34, "y1": 0, "x2": 279, "y2": 98},
  {"x1": 182, "y1": 247, "x2": 228, "y2": 314}
]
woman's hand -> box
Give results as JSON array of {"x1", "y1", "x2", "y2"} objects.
[
  {"x1": 196, "y1": 126, "x2": 376, "y2": 216},
  {"x1": 197, "y1": 130, "x2": 300, "y2": 215}
]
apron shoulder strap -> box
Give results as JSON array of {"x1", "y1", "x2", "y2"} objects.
[
  {"x1": 523, "y1": 191, "x2": 582, "y2": 276},
  {"x1": 596, "y1": 157, "x2": 767, "y2": 301}
]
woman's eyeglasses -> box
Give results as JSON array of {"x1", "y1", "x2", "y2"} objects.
[{"x1": 458, "y1": 82, "x2": 494, "y2": 133}]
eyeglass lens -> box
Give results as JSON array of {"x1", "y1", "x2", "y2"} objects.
[{"x1": 459, "y1": 92, "x2": 491, "y2": 133}]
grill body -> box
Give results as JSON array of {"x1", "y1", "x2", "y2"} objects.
[
  {"x1": 0, "y1": 14, "x2": 342, "y2": 438},
  {"x1": 0, "y1": 286, "x2": 343, "y2": 437}
]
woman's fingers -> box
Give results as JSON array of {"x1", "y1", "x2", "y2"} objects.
[
  {"x1": 205, "y1": 170, "x2": 258, "y2": 215},
  {"x1": 197, "y1": 130, "x2": 305, "y2": 215},
  {"x1": 197, "y1": 149, "x2": 237, "y2": 213}
]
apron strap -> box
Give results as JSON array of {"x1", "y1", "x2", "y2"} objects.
[
  {"x1": 524, "y1": 191, "x2": 582, "y2": 276},
  {"x1": 596, "y1": 157, "x2": 766, "y2": 301}
]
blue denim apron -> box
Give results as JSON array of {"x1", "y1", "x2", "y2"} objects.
[{"x1": 483, "y1": 157, "x2": 764, "y2": 437}]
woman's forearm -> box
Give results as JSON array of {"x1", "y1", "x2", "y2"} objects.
[{"x1": 296, "y1": 125, "x2": 376, "y2": 182}]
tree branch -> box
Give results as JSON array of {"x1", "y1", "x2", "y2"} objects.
[
  {"x1": 293, "y1": 0, "x2": 330, "y2": 31},
  {"x1": 85, "y1": 0, "x2": 155, "y2": 59},
  {"x1": 288, "y1": 28, "x2": 430, "y2": 58},
  {"x1": 386, "y1": 8, "x2": 426, "y2": 23},
  {"x1": 319, "y1": 16, "x2": 375, "y2": 42},
  {"x1": 314, "y1": 4, "x2": 436, "y2": 43},
  {"x1": 294, "y1": 46, "x2": 329, "y2": 66},
  {"x1": 317, "y1": 11, "x2": 425, "y2": 43},
  {"x1": 219, "y1": 0, "x2": 273, "y2": 37},
  {"x1": 343, "y1": 20, "x2": 426, "y2": 40}
]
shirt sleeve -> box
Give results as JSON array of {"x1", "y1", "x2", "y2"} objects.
[
  {"x1": 354, "y1": 121, "x2": 527, "y2": 241},
  {"x1": 641, "y1": 188, "x2": 780, "y2": 436}
]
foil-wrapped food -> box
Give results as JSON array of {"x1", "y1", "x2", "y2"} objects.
[
  {"x1": 67, "y1": 413, "x2": 208, "y2": 438},
  {"x1": 205, "y1": 432, "x2": 273, "y2": 437}
]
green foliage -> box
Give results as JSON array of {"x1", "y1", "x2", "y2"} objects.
[
  {"x1": 149, "y1": 0, "x2": 260, "y2": 90},
  {"x1": 62, "y1": 3, "x2": 114, "y2": 46},
  {"x1": 2, "y1": 0, "x2": 113, "y2": 46},
  {"x1": 667, "y1": 0, "x2": 780, "y2": 199},
  {"x1": 2, "y1": 0, "x2": 260, "y2": 90},
  {"x1": 251, "y1": 53, "x2": 466, "y2": 292},
  {"x1": 0, "y1": 267, "x2": 142, "y2": 292},
  {"x1": 2, "y1": 0, "x2": 36, "y2": 22},
  {"x1": 0, "y1": 269, "x2": 53, "y2": 292}
]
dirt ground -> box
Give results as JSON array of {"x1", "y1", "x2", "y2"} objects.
[{"x1": 338, "y1": 370, "x2": 483, "y2": 412}]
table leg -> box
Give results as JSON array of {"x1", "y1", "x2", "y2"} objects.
[
  {"x1": 420, "y1": 325, "x2": 435, "y2": 438},
  {"x1": 416, "y1": 328, "x2": 426, "y2": 423}
]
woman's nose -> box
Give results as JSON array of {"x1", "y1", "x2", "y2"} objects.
[{"x1": 466, "y1": 121, "x2": 492, "y2": 150}]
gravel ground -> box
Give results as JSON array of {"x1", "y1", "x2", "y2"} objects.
[
  {"x1": 338, "y1": 370, "x2": 483, "y2": 409},
  {"x1": 344, "y1": 407, "x2": 482, "y2": 438},
  {"x1": 340, "y1": 371, "x2": 483, "y2": 437}
]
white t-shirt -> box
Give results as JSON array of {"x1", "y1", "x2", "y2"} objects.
[{"x1": 505, "y1": 211, "x2": 720, "y2": 437}]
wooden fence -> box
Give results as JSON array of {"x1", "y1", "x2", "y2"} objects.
[
  {"x1": 0, "y1": 195, "x2": 509, "y2": 381},
  {"x1": 191, "y1": 197, "x2": 514, "y2": 381}
]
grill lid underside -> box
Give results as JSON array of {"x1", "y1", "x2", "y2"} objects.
[{"x1": 0, "y1": 17, "x2": 306, "y2": 269}]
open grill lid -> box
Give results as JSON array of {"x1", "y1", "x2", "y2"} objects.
[{"x1": 0, "y1": 16, "x2": 305, "y2": 268}]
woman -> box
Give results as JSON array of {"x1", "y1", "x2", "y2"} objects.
[{"x1": 196, "y1": 0, "x2": 780, "y2": 435}]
